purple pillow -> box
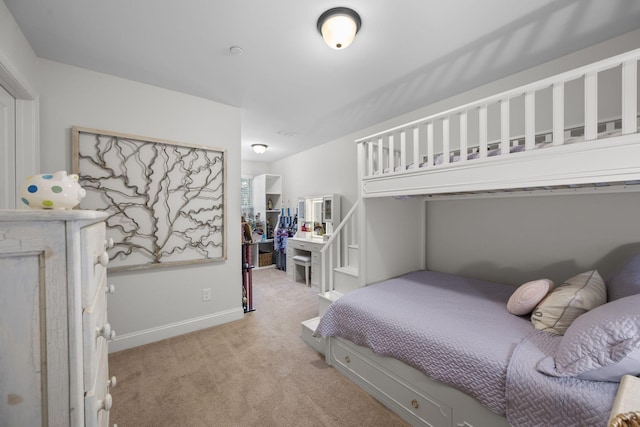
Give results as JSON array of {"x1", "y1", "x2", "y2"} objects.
[
  {"x1": 606, "y1": 254, "x2": 640, "y2": 301},
  {"x1": 537, "y1": 294, "x2": 640, "y2": 382}
]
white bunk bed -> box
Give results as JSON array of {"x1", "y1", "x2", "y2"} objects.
[
  {"x1": 357, "y1": 48, "x2": 640, "y2": 198},
  {"x1": 318, "y1": 47, "x2": 640, "y2": 427}
]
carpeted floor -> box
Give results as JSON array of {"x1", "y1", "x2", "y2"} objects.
[{"x1": 109, "y1": 267, "x2": 409, "y2": 427}]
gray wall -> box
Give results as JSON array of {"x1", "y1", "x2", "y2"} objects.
[{"x1": 425, "y1": 192, "x2": 640, "y2": 287}]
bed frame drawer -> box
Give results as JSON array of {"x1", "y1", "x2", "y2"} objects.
[
  {"x1": 331, "y1": 339, "x2": 452, "y2": 427},
  {"x1": 329, "y1": 337, "x2": 510, "y2": 427}
]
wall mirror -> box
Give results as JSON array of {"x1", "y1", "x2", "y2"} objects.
[{"x1": 297, "y1": 194, "x2": 340, "y2": 239}]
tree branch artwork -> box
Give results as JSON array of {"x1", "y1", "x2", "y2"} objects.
[{"x1": 72, "y1": 127, "x2": 226, "y2": 271}]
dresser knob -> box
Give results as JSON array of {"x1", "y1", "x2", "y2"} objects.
[
  {"x1": 344, "y1": 356, "x2": 350, "y2": 364},
  {"x1": 96, "y1": 252, "x2": 109, "y2": 266},
  {"x1": 99, "y1": 393, "x2": 113, "y2": 411},
  {"x1": 108, "y1": 376, "x2": 117, "y2": 388},
  {"x1": 105, "y1": 284, "x2": 116, "y2": 294},
  {"x1": 105, "y1": 238, "x2": 114, "y2": 249},
  {"x1": 97, "y1": 323, "x2": 116, "y2": 340},
  {"x1": 411, "y1": 399, "x2": 419, "y2": 409}
]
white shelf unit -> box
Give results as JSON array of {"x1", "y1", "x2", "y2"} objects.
[{"x1": 251, "y1": 174, "x2": 282, "y2": 267}]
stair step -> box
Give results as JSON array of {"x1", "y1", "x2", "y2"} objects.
[
  {"x1": 319, "y1": 290, "x2": 344, "y2": 303},
  {"x1": 300, "y1": 317, "x2": 325, "y2": 355},
  {"x1": 335, "y1": 266, "x2": 359, "y2": 277},
  {"x1": 318, "y1": 290, "x2": 343, "y2": 316}
]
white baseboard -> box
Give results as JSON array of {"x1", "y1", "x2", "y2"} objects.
[{"x1": 108, "y1": 307, "x2": 245, "y2": 353}]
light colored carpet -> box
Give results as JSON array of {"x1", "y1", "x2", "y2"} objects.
[{"x1": 109, "y1": 267, "x2": 409, "y2": 426}]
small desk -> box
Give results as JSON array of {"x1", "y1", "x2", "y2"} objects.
[{"x1": 287, "y1": 237, "x2": 325, "y2": 287}]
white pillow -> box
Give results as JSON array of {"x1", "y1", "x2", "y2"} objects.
[
  {"x1": 507, "y1": 279, "x2": 554, "y2": 315},
  {"x1": 531, "y1": 270, "x2": 606, "y2": 335}
]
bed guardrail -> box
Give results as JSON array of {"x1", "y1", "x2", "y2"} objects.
[{"x1": 356, "y1": 48, "x2": 640, "y2": 181}]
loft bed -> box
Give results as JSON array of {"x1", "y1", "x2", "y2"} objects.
[
  {"x1": 356, "y1": 48, "x2": 640, "y2": 198},
  {"x1": 315, "y1": 47, "x2": 640, "y2": 427}
]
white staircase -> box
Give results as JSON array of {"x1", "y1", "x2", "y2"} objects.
[{"x1": 300, "y1": 202, "x2": 360, "y2": 355}]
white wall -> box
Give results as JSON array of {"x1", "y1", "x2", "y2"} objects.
[
  {"x1": 241, "y1": 160, "x2": 271, "y2": 178},
  {"x1": 271, "y1": 134, "x2": 358, "y2": 219},
  {"x1": 37, "y1": 59, "x2": 243, "y2": 352}
]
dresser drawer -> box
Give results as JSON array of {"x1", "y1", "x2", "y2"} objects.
[
  {"x1": 288, "y1": 238, "x2": 324, "y2": 253},
  {"x1": 332, "y1": 340, "x2": 451, "y2": 427},
  {"x1": 85, "y1": 341, "x2": 112, "y2": 427},
  {"x1": 83, "y1": 282, "x2": 111, "y2": 392},
  {"x1": 81, "y1": 222, "x2": 109, "y2": 308}
]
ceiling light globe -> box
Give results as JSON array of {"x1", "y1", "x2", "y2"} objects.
[
  {"x1": 251, "y1": 144, "x2": 267, "y2": 154},
  {"x1": 317, "y1": 7, "x2": 361, "y2": 50},
  {"x1": 322, "y1": 15, "x2": 357, "y2": 49}
]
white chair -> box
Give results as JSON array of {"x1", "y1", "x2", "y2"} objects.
[{"x1": 292, "y1": 254, "x2": 311, "y2": 286}]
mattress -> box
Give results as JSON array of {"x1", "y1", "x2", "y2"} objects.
[{"x1": 315, "y1": 270, "x2": 533, "y2": 415}]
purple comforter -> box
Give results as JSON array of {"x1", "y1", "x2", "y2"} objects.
[
  {"x1": 315, "y1": 270, "x2": 617, "y2": 425},
  {"x1": 506, "y1": 330, "x2": 616, "y2": 427}
]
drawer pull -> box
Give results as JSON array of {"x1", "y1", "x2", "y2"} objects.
[
  {"x1": 108, "y1": 376, "x2": 117, "y2": 388},
  {"x1": 97, "y1": 323, "x2": 116, "y2": 340},
  {"x1": 96, "y1": 252, "x2": 109, "y2": 267},
  {"x1": 411, "y1": 399, "x2": 419, "y2": 409},
  {"x1": 344, "y1": 356, "x2": 350, "y2": 364},
  {"x1": 105, "y1": 284, "x2": 116, "y2": 294},
  {"x1": 105, "y1": 238, "x2": 114, "y2": 249},
  {"x1": 99, "y1": 393, "x2": 113, "y2": 412}
]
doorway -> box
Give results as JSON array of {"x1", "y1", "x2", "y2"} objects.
[{"x1": 0, "y1": 84, "x2": 16, "y2": 208}]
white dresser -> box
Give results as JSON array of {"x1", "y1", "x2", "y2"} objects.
[{"x1": 0, "y1": 210, "x2": 115, "y2": 427}]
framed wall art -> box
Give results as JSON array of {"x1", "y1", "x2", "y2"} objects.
[{"x1": 72, "y1": 126, "x2": 226, "y2": 271}]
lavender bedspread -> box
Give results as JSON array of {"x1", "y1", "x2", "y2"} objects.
[
  {"x1": 315, "y1": 270, "x2": 617, "y2": 425},
  {"x1": 506, "y1": 330, "x2": 617, "y2": 427}
]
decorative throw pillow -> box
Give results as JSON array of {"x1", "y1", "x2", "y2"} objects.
[
  {"x1": 536, "y1": 294, "x2": 640, "y2": 382},
  {"x1": 606, "y1": 253, "x2": 640, "y2": 301},
  {"x1": 531, "y1": 270, "x2": 606, "y2": 335},
  {"x1": 507, "y1": 279, "x2": 554, "y2": 316}
]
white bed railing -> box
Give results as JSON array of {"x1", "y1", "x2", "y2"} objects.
[
  {"x1": 356, "y1": 48, "x2": 640, "y2": 180},
  {"x1": 320, "y1": 201, "x2": 359, "y2": 295}
]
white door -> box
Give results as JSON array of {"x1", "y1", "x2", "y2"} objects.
[{"x1": 0, "y1": 84, "x2": 16, "y2": 208}]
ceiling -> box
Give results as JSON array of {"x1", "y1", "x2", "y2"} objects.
[{"x1": 5, "y1": 1, "x2": 640, "y2": 163}]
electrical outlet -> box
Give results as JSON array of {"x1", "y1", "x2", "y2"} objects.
[{"x1": 202, "y1": 288, "x2": 212, "y2": 301}]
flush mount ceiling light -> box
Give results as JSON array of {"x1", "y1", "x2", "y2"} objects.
[
  {"x1": 317, "y1": 7, "x2": 361, "y2": 50},
  {"x1": 251, "y1": 144, "x2": 268, "y2": 154}
]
